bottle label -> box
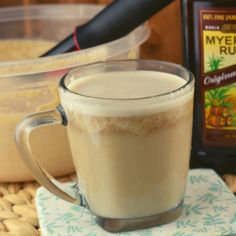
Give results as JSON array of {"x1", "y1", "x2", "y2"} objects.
[{"x1": 200, "y1": 8, "x2": 236, "y2": 146}]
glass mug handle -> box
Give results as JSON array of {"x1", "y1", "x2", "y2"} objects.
[{"x1": 15, "y1": 106, "x2": 82, "y2": 205}]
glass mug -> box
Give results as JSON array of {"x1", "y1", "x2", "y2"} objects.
[{"x1": 15, "y1": 60, "x2": 194, "y2": 232}]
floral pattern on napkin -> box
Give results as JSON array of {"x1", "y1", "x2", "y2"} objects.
[{"x1": 36, "y1": 169, "x2": 236, "y2": 236}]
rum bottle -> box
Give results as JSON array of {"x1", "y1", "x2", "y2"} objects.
[{"x1": 181, "y1": 0, "x2": 236, "y2": 174}]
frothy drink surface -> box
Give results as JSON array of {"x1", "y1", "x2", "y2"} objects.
[
  {"x1": 70, "y1": 71, "x2": 185, "y2": 99},
  {"x1": 65, "y1": 71, "x2": 193, "y2": 219}
]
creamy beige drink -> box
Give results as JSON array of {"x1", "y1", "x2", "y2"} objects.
[{"x1": 64, "y1": 71, "x2": 193, "y2": 219}]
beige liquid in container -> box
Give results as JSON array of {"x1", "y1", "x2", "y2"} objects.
[{"x1": 0, "y1": 40, "x2": 74, "y2": 181}]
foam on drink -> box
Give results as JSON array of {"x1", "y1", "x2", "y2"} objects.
[{"x1": 67, "y1": 71, "x2": 191, "y2": 116}]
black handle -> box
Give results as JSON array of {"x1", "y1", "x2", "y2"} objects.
[{"x1": 41, "y1": 0, "x2": 174, "y2": 57}]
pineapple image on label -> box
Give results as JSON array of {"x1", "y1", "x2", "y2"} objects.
[{"x1": 205, "y1": 84, "x2": 236, "y2": 130}]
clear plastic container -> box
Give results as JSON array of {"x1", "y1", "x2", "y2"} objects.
[{"x1": 0, "y1": 4, "x2": 150, "y2": 181}]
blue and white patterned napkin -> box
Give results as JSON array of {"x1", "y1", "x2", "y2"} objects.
[{"x1": 36, "y1": 169, "x2": 236, "y2": 236}]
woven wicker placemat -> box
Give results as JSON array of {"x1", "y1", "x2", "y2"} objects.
[
  {"x1": 0, "y1": 174, "x2": 235, "y2": 236},
  {"x1": 0, "y1": 175, "x2": 75, "y2": 236}
]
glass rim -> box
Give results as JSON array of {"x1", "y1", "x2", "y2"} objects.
[{"x1": 59, "y1": 59, "x2": 194, "y2": 101}]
